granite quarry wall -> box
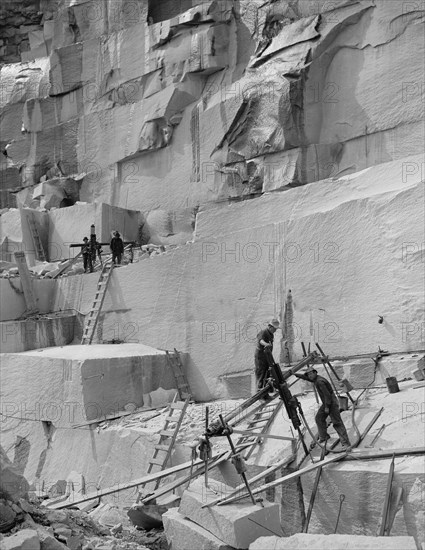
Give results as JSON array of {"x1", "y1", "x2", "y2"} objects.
[{"x1": 1, "y1": 1, "x2": 424, "y2": 399}]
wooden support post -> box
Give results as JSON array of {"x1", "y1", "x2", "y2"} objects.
[
  {"x1": 14, "y1": 251, "x2": 38, "y2": 314},
  {"x1": 378, "y1": 454, "x2": 395, "y2": 536}
]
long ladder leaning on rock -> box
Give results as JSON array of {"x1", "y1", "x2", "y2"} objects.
[
  {"x1": 81, "y1": 260, "x2": 114, "y2": 344},
  {"x1": 27, "y1": 216, "x2": 47, "y2": 261},
  {"x1": 166, "y1": 349, "x2": 192, "y2": 400},
  {"x1": 136, "y1": 394, "x2": 190, "y2": 501}
]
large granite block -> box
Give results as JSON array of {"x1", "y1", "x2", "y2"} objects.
[
  {"x1": 163, "y1": 508, "x2": 235, "y2": 550},
  {"x1": 179, "y1": 479, "x2": 281, "y2": 549},
  {"x1": 249, "y1": 534, "x2": 418, "y2": 550}
]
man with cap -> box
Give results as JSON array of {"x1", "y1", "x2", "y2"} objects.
[
  {"x1": 81, "y1": 237, "x2": 93, "y2": 273},
  {"x1": 294, "y1": 366, "x2": 351, "y2": 450},
  {"x1": 254, "y1": 319, "x2": 280, "y2": 395},
  {"x1": 110, "y1": 231, "x2": 124, "y2": 265}
]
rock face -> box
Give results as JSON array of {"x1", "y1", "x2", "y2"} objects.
[
  {"x1": 0, "y1": 2, "x2": 423, "y2": 391},
  {"x1": 0, "y1": 447, "x2": 29, "y2": 501},
  {"x1": 1, "y1": 1, "x2": 423, "y2": 207}
]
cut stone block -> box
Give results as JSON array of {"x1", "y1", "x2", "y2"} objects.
[
  {"x1": 0, "y1": 529, "x2": 40, "y2": 550},
  {"x1": 179, "y1": 479, "x2": 280, "y2": 549},
  {"x1": 163, "y1": 507, "x2": 235, "y2": 550},
  {"x1": 249, "y1": 534, "x2": 418, "y2": 549}
]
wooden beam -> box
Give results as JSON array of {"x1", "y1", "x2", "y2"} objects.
[
  {"x1": 71, "y1": 406, "x2": 166, "y2": 428},
  {"x1": 217, "y1": 453, "x2": 347, "y2": 506},
  {"x1": 46, "y1": 451, "x2": 229, "y2": 509},
  {"x1": 345, "y1": 447, "x2": 424, "y2": 461}
]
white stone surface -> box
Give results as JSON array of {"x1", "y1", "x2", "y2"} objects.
[
  {"x1": 179, "y1": 479, "x2": 281, "y2": 548},
  {"x1": 51, "y1": 157, "x2": 424, "y2": 400},
  {"x1": 163, "y1": 507, "x2": 235, "y2": 550},
  {"x1": 0, "y1": 344, "x2": 174, "y2": 425},
  {"x1": 249, "y1": 534, "x2": 418, "y2": 550}
]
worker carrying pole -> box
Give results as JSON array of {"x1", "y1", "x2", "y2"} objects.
[{"x1": 293, "y1": 366, "x2": 352, "y2": 451}]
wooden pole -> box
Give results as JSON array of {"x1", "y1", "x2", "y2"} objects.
[
  {"x1": 46, "y1": 451, "x2": 229, "y2": 509},
  {"x1": 203, "y1": 453, "x2": 296, "y2": 508},
  {"x1": 378, "y1": 453, "x2": 395, "y2": 536},
  {"x1": 216, "y1": 447, "x2": 425, "y2": 506},
  {"x1": 217, "y1": 453, "x2": 346, "y2": 506}
]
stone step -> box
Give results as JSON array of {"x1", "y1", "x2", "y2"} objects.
[{"x1": 178, "y1": 478, "x2": 280, "y2": 548}]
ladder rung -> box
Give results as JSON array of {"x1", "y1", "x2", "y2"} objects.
[
  {"x1": 154, "y1": 444, "x2": 170, "y2": 451},
  {"x1": 170, "y1": 402, "x2": 185, "y2": 410},
  {"x1": 149, "y1": 458, "x2": 166, "y2": 466},
  {"x1": 160, "y1": 430, "x2": 175, "y2": 437},
  {"x1": 164, "y1": 416, "x2": 181, "y2": 423}
]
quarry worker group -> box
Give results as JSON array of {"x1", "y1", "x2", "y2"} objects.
[
  {"x1": 254, "y1": 319, "x2": 351, "y2": 451},
  {"x1": 80, "y1": 229, "x2": 124, "y2": 273}
]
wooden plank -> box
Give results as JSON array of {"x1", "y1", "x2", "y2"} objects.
[
  {"x1": 346, "y1": 447, "x2": 424, "y2": 461},
  {"x1": 217, "y1": 453, "x2": 347, "y2": 506},
  {"x1": 46, "y1": 450, "x2": 230, "y2": 509}
]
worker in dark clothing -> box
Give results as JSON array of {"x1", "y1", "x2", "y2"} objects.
[
  {"x1": 81, "y1": 237, "x2": 93, "y2": 273},
  {"x1": 110, "y1": 231, "x2": 124, "y2": 265},
  {"x1": 294, "y1": 366, "x2": 351, "y2": 450},
  {"x1": 254, "y1": 319, "x2": 280, "y2": 395}
]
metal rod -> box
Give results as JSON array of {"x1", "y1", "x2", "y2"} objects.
[
  {"x1": 366, "y1": 424, "x2": 386, "y2": 448},
  {"x1": 303, "y1": 445, "x2": 327, "y2": 532},
  {"x1": 334, "y1": 494, "x2": 345, "y2": 533}
]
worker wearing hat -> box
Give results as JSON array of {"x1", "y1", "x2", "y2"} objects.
[
  {"x1": 81, "y1": 237, "x2": 93, "y2": 273},
  {"x1": 294, "y1": 366, "x2": 351, "y2": 450},
  {"x1": 254, "y1": 319, "x2": 280, "y2": 395}
]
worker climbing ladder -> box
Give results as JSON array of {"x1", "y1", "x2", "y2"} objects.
[
  {"x1": 166, "y1": 349, "x2": 192, "y2": 400},
  {"x1": 138, "y1": 395, "x2": 190, "y2": 497},
  {"x1": 27, "y1": 216, "x2": 46, "y2": 261},
  {"x1": 235, "y1": 398, "x2": 284, "y2": 460},
  {"x1": 81, "y1": 261, "x2": 114, "y2": 344}
]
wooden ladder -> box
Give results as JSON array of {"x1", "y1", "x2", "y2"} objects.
[
  {"x1": 27, "y1": 216, "x2": 46, "y2": 261},
  {"x1": 139, "y1": 396, "x2": 190, "y2": 496},
  {"x1": 166, "y1": 349, "x2": 192, "y2": 400},
  {"x1": 81, "y1": 261, "x2": 114, "y2": 345},
  {"x1": 235, "y1": 398, "x2": 283, "y2": 460}
]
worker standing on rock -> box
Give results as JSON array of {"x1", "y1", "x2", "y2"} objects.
[
  {"x1": 110, "y1": 231, "x2": 124, "y2": 265},
  {"x1": 255, "y1": 319, "x2": 280, "y2": 395},
  {"x1": 81, "y1": 237, "x2": 93, "y2": 273},
  {"x1": 294, "y1": 366, "x2": 352, "y2": 450}
]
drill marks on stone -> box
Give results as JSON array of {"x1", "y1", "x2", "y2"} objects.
[
  {"x1": 124, "y1": 102, "x2": 136, "y2": 159},
  {"x1": 191, "y1": 103, "x2": 200, "y2": 182}
]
